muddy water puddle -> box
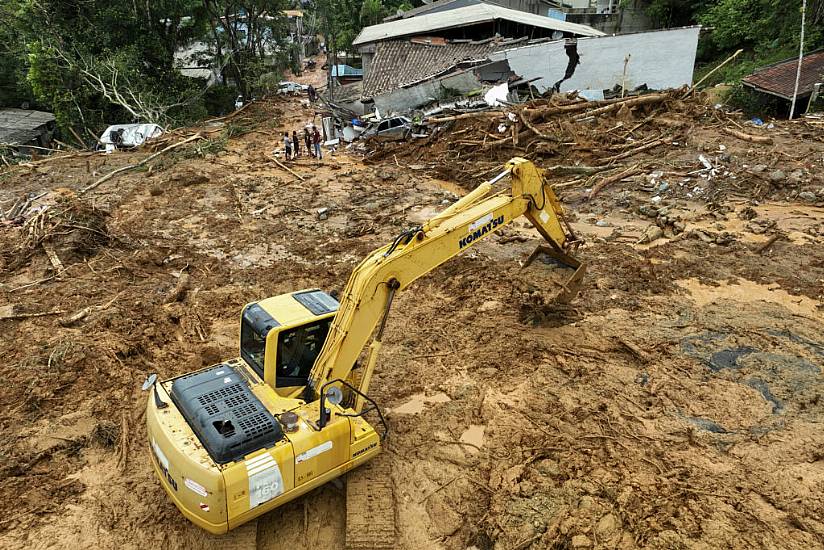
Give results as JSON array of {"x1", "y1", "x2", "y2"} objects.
[
  {"x1": 677, "y1": 277, "x2": 821, "y2": 317},
  {"x1": 390, "y1": 392, "x2": 451, "y2": 414},
  {"x1": 459, "y1": 425, "x2": 486, "y2": 452}
]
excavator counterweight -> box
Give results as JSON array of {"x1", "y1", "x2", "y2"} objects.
[{"x1": 144, "y1": 158, "x2": 584, "y2": 540}]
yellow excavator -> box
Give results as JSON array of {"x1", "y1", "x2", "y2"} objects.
[{"x1": 144, "y1": 158, "x2": 584, "y2": 537}]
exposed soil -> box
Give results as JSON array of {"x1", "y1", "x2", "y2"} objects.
[{"x1": 1, "y1": 83, "x2": 823, "y2": 550}]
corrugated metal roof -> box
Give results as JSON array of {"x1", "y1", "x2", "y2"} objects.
[
  {"x1": 362, "y1": 39, "x2": 515, "y2": 95},
  {"x1": 742, "y1": 51, "x2": 824, "y2": 100},
  {"x1": 385, "y1": 0, "x2": 562, "y2": 22},
  {"x1": 384, "y1": 0, "x2": 477, "y2": 22},
  {"x1": 353, "y1": 3, "x2": 604, "y2": 46}
]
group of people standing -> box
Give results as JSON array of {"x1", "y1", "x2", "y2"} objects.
[{"x1": 283, "y1": 125, "x2": 322, "y2": 161}]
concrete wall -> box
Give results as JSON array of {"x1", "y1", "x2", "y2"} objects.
[
  {"x1": 488, "y1": 26, "x2": 700, "y2": 94},
  {"x1": 566, "y1": 8, "x2": 653, "y2": 34},
  {"x1": 372, "y1": 70, "x2": 483, "y2": 114}
]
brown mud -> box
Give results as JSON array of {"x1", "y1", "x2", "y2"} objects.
[{"x1": 1, "y1": 84, "x2": 823, "y2": 550}]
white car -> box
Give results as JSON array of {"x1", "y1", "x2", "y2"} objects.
[{"x1": 277, "y1": 81, "x2": 309, "y2": 95}]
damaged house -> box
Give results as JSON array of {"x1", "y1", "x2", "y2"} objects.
[
  {"x1": 353, "y1": 3, "x2": 603, "y2": 113},
  {"x1": 742, "y1": 51, "x2": 824, "y2": 116},
  {"x1": 351, "y1": 3, "x2": 700, "y2": 114}
]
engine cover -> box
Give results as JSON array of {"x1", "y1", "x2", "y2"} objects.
[{"x1": 170, "y1": 364, "x2": 283, "y2": 464}]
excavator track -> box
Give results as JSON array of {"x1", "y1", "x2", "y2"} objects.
[
  {"x1": 345, "y1": 453, "x2": 395, "y2": 549},
  {"x1": 191, "y1": 520, "x2": 258, "y2": 550}
]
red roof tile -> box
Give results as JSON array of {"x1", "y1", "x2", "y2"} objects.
[{"x1": 742, "y1": 50, "x2": 824, "y2": 100}]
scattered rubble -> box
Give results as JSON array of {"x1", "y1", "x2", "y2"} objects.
[{"x1": 0, "y1": 87, "x2": 823, "y2": 550}]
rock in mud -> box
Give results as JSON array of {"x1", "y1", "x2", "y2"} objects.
[
  {"x1": 738, "y1": 206, "x2": 758, "y2": 220},
  {"x1": 638, "y1": 225, "x2": 664, "y2": 244},
  {"x1": 798, "y1": 191, "x2": 817, "y2": 202},
  {"x1": 571, "y1": 534, "x2": 592, "y2": 548},
  {"x1": 769, "y1": 170, "x2": 786, "y2": 183},
  {"x1": 638, "y1": 205, "x2": 659, "y2": 218},
  {"x1": 595, "y1": 514, "x2": 619, "y2": 538},
  {"x1": 478, "y1": 300, "x2": 502, "y2": 312}
]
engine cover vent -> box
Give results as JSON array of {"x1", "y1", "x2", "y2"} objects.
[{"x1": 171, "y1": 364, "x2": 283, "y2": 464}]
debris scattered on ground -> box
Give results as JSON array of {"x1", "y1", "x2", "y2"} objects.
[{"x1": 1, "y1": 87, "x2": 823, "y2": 550}]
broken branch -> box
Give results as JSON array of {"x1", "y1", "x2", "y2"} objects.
[
  {"x1": 0, "y1": 308, "x2": 66, "y2": 321},
  {"x1": 80, "y1": 133, "x2": 203, "y2": 194},
  {"x1": 722, "y1": 127, "x2": 773, "y2": 144},
  {"x1": 588, "y1": 164, "x2": 643, "y2": 200},
  {"x1": 271, "y1": 156, "x2": 306, "y2": 181}
]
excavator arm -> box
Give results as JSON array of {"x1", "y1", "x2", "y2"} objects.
[{"x1": 307, "y1": 157, "x2": 584, "y2": 406}]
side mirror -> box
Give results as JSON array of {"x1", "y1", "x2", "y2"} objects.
[
  {"x1": 141, "y1": 373, "x2": 158, "y2": 391},
  {"x1": 142, "y1": 373, "x2": 168, "y2": 409},
  {"x1": 318, "y1": 386, "x2": 343, "y2": 429}
]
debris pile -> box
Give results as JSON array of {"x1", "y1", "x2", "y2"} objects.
[
  {"x1": 365, "y1": 90, "x2": 823, "y2": 205},
  {"x1": 1, "y1": 191, "x2": 110, "y2": 271}
]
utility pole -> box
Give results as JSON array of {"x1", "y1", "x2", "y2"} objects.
[{"x1": 790, "y1": 0, "x2": 807, "y2": 119}]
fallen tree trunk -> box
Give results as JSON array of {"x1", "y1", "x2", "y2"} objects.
[
  {"x1": 546, "y1": 165, "x2": 612, "y2": 176},
  {"x1": 596, "y1": 138, "x2": 668, "y2": 165},
  {"x1": 573, "y1": 94, "x2": 668, "y2": 121},
  {"x1": 80, "y1": 133, "x2": 203, "y2": 194},
  {"x1": 525, "y1": 100, "x2": 609, "y2": 122},
  {"x1": 426, "y1": 111, "x2": 503, "y2": 124},
  {"x1": 722, "y1": 127, "x2": 773, "y2": 144},
  {"x1": 588, "y1": 164, "x2": 643, "y2": 200}
]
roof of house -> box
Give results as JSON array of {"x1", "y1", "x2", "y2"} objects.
[
  {"x1": 362, "y1": 38, "x2": 520, "y2": 95},
  {"x1": 0, "y1": 109, "x2": 55, "y2": 145},
  {"x1": 742, "y1": 50, "x2": 824, "y2": 100},
  {"x1": 384, "y1": 0, "x2": 560, "y2": 22},
  {"x1": 353, "y1": 3, "x2": 603, "y2": 46},
  {"x1": 332, "y1": 64, "x2": 364, "y2": 77}
]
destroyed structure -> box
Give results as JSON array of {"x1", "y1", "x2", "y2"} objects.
[
  {"x1": 340, "y1": 2, "x2": 700, "y2": 116},
  {"x1": 0, "y1": 108, "x2": 56, "y2": 150},
  {"x1": 743, "y1": 50, "x2": 824, "y2": 116}
]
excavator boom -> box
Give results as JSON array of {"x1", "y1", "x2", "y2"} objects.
[{"x1": 307, "y1": 157, "x2": 584, "y2": 401}]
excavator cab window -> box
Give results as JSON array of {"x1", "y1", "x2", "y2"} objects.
[
  {"x1": 276, "y1": 319, "x2": 331, "y2": 388},
  {"x1": 240, "y1": 304, "x2": 280, "y2": 380}
]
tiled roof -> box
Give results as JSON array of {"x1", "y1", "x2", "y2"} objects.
[
  {"x1": 353, "y1": 3, "x2": 603, "y2": 46},
  {"x1": 362, "y1": 39, "x2": 512, "y2": 96},
  {"x1": 742, "y1": 50, "x2": 824, "y2": 100}
]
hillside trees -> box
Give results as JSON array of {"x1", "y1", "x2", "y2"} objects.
[{"x1": 0, "y1": 0, "x2": 291, "y2": 132}]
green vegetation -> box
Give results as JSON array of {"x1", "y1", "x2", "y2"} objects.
[
  {"x1": 0, "y1": 0, "x2": 292, "y2": 136},
  {"x1": 2, "y1": 0, "x2": 821, "y2": 133},
  {"x1": 638, "y1": 1, "x2": 823, "y2": 82}
]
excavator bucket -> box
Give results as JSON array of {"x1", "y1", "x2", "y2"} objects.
[{"x1": 522, "y1": 243, "x2": 586, "y2": 305}]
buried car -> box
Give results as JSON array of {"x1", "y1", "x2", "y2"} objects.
[{"x1": 362, "y1": 116, "x2": 413, "y2": 141}]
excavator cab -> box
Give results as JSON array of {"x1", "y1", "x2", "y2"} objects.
[
  {"x1": 145, "y1": 288, "x2": 384, "y2": 535},
  {"x1": 239, "y1": 290, "x2": 338, "y2": 395}
]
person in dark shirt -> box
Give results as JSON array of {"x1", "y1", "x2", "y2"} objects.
[
  {"x1": 312, "y1": 126, "x2": 322, "y2": 159},
  {"x1": 292, "y1": 130, "x2": 300, "y2": 158},
  {"x1": 303, "y1": 127, "x2": 312, "y2": 157}
]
